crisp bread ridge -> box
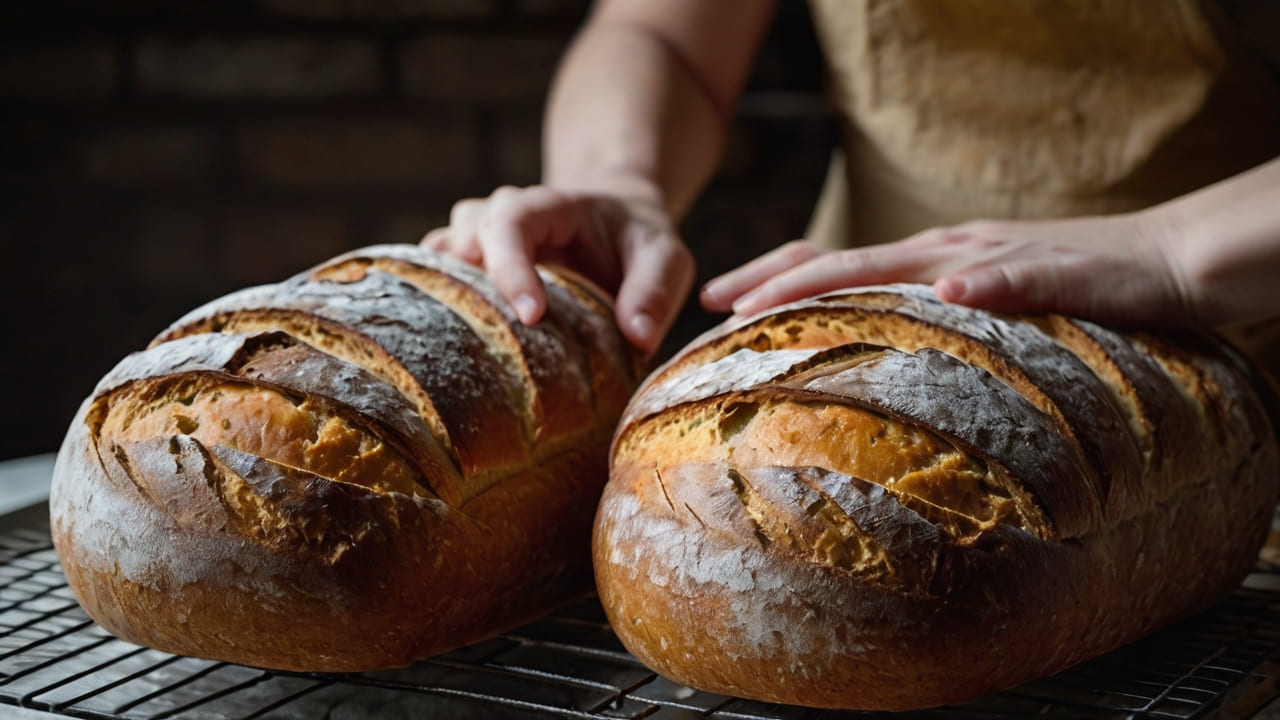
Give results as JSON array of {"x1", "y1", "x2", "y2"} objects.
[
  {"x1": 51, "y1": 244, "x2": 636, "y2": 672},
  {"x1": 596, "y1": 284, "x2": 1278, "y2": 711}
]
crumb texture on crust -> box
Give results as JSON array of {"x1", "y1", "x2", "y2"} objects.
[
  {"x1": 597, "y1": 284, "x2": 1279, "y2": 711},
  {"x1": 51, "y1": 244, "x2": 636, "y2": 672}
]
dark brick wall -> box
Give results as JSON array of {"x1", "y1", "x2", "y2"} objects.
[{"x1": 0, "y1": 0, "x2": 834, "y2": 458}]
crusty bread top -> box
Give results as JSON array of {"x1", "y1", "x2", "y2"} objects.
[
  {"x1": 615, "y1": 285, "x2": 1275, "y2": 542},
  {"x1": 68, "y1": 245, "x2": 636, "y2": 591},
  {"x1": 46, "y1": 242, "x2": 654, "y2": 673},
  {"x1": 144, "y1": 245, "x2": 637, "y2": 501}
]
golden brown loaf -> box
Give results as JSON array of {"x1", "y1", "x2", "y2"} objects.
[
  {"x1": 51, "y1": 244, "x2": 637, "y2": 672},
  {"x1": 594, "y1": 284, "x2": 1279, "y2": 711}
]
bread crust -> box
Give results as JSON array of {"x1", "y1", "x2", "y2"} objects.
[
  {"x1": 52, "y1": 245, "x2": 635, "y2": 672},
  {"x1": 595, "y1": 285, "x2": 1278, "y2": 710}
]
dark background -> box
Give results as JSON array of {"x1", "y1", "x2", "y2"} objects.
[{"x1": 0, "y1": 0, "x2": 836, "y2": 459}]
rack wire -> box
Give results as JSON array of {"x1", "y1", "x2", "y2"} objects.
[{"x1": 2, "y1": 505, "x2": 1279, "y2": 720}]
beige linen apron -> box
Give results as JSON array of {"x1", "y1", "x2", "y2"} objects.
[{"x1": 803, "y1": 0, "x2": 1280, "y2": 377}]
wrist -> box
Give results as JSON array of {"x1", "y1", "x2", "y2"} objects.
[
  {"x1": 1143, "y1": 189, "x2": 1280, "y2": 328},
  {"x1": 547, "y1": 173, "x2": 668, "y2": 208},
  {"x1": 1129, "y1": 200, "x2": 1208, "y2": 324}
]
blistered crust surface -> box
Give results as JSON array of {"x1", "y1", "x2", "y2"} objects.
[
  {"x1": 598, "y1": 283, "x2": 1279, "y2": 710},
  {"x1": 52, "y1": 244, "x2": 636, "y2": 671}
]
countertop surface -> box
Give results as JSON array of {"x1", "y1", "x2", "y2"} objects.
[{"x1": 0, "y1": 453, "x2": 54, "y2": 517}]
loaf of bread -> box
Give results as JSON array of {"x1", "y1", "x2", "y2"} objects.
[
  {"x1": 51, "y1": 244, "x2": 637, "y2": 672},
  {"x1": 595, "y1": 284, "x2": 1278, "y2": 711}
]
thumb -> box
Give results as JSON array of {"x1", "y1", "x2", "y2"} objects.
[
  {"x1": 615, "y1": 231, "x2": 695, "y2": 353},
  {"x1": 936, "y1": 261, "x2": 1081, "y2": 314},
  {"x1": 935, "y1": 257, "x2": 1179, "y2": 325}
]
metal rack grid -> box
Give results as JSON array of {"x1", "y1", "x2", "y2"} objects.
[{"x1": 2, "y1": 505, "x2": 1279, "y2": 720}]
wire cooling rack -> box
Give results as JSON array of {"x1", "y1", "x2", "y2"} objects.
[{"x1": 2, "y1": 502, "x2": 1279, "y2": 720}]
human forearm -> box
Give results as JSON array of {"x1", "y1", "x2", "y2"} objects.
[
  {"x1": 544, "y1": 0, "x2": 773, "y2": 220},
  {"x1": 1157, "y1": 155, "x2": 1280, "y2": 327},
  {"x1": 428, "y1": 0, "x2": 774, "y2": 350}
]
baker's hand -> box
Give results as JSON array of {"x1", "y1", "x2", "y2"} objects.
[
  {"x1": 700, "y1": 212, "x2": 1211, "y2": 328},
  {"x1": 423, "y1": 185, "x2": 695, "y2": 353}
]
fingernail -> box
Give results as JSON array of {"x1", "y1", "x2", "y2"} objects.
[
  {"x1": 700, "y1": 280, "x2": 723, "y2": 303},
  {"x1": 630, "y1": 312, "x2": 656, "y2": 346},
  {"x1": 934, "y1": 277, "x2": 968, "y2": 302},
  {"x1": 512, "y1": 293, "x2": 539, "y2": 325}
]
